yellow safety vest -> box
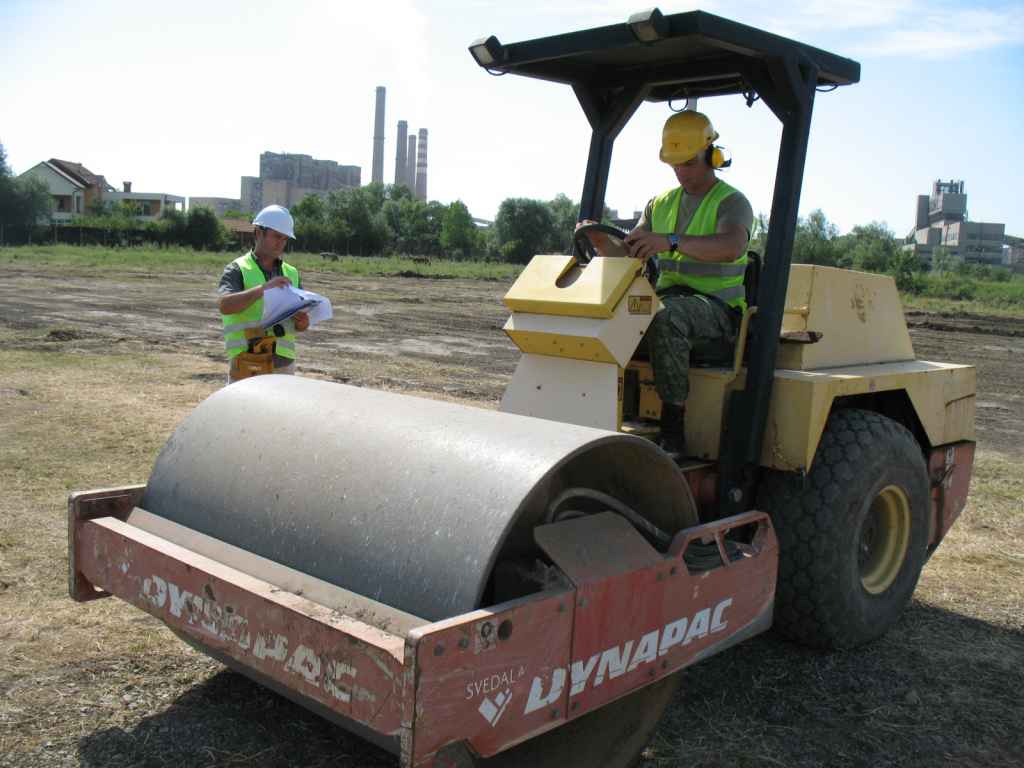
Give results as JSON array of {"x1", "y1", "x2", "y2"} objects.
[
  {"x1": 221, "y1": 252, "x2": 300, "y2": 360},
  {"x1": 651, "y1": 180, "x2": 748, "y2": 311}
]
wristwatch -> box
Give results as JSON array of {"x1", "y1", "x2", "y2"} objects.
[{"x1": 667, "y1": 234, "x2": 680, "y2": 252}]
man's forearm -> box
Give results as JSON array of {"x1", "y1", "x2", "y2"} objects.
[
  {"x1": 218, "y1": 285, "x2": 264, "y2": 315},
  {"x1": 678, "y1": 231, "x2": 747, "y2": 263}
]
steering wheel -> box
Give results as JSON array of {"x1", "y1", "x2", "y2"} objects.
[{"x1": 573, "y1": 223, "x2": 631, "y2": 265}]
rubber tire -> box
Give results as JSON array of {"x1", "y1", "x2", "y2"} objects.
[{"x1": 757, "y1": 408, "x2": 930, "y2": 650}]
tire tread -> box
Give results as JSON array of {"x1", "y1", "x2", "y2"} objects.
[{"x1": 759, "y1": 408, "x2": 929, "y2": 649}]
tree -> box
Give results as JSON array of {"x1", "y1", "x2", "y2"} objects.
[
  {"x1": 494, "y1": 197, "x2": 557, "y2": 264},
  {"x1": 185, "y1": 206, "x2": 226, "y2": 250},
  {"x1": 750, "y1": 212, "x2": 769, "y2": 255},
  {"x1": 546, "y1": 193, "x2": 579, "y2": 254},
  {"x1": 387, "y1": 183, "x2": 415, "y2": 203},
  {"x1": 291, "y1": 194, "x2": 332, "y2": 251},
  {"x1": 292, "y1": 193, "x2": 326, "y2": 222},
  {"x1": 326, "y1": 187, "x2": 387, "y2": 255},
  {"x1": 112, "y1": 200, "x2": 143, "y2": 219},
  {"x1": 888, "y1": 249, "x2": 925, "y2": 294},
  {"x1": 840, "y1": 221, "x2": 898, "y2": 273},
  {"x1": 0, "y1": 143, "x2": 52, "y2": 229},
  {"x1": 421, "y1": 200, "x2": 447, "y2": 256},
  {"x1": 440, "y1": 200, "x2": 476, "y2": 258},
  {"x1": 161, "y1": 208, "x2": 188, "y2": 244},
  {"x1": 930, "y1": 246, "x2": 957, "y2": 275},
  {"x1": 382, "y1": 195, "x2": 423, "y2": 254},
  {"x1": 361, "y1": 181, "x2": 388, "y2": 212},
  {"x1": 792, "y1": 209, "x2": 839, "y2": 266},
  {"x1": 0, "y1": 143, "x2": 14, "y2": 215}
]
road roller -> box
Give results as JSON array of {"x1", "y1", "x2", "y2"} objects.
[{"x1": 69, "y1": 9, "x2": 976, "y2": 767}]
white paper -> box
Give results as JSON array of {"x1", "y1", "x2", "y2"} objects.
[
  {"x1": 261, "y1": 286, "x2": 333, "y2": 328},
  {"x1": 292, "y1": 287, "x2": 333, "y2": 326}
]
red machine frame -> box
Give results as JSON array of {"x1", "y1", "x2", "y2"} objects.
[{"x1": 69, "y1": 486, "x2": 777, "y2": 767}]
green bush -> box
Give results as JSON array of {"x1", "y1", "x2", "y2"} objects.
[
  {"x1": 922, "y1": 274, "x2": 977, "y2": 301},
  {"x1": 972, "y1": 279, "x2": 1024, "y2": 308}
]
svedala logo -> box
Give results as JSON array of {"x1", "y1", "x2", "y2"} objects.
[{"x1": 478, "y1": 689, "x2": 513, "y2": 726}]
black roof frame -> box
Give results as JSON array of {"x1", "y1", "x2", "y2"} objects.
[{"x1": 471, "y1": 8, "x2": 860, "y2": 516}]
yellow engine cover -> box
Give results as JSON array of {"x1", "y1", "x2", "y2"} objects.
[
  {"x1": 503, "y1": 255, "x2": 641, "y2": 319},
  {"x1": 500, "y1": 255, "x2": 659, "y2": 430},
  {"x1": 778, "y1": 265, "x2": 915, "y2": 369}
]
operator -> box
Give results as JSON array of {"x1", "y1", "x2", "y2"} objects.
[
  {"x1": 217, "y1": 204, "x2": 309, "y2": 382},
  {"x1": 581, "y1": 111, "x2": 752, "y2": 455}
]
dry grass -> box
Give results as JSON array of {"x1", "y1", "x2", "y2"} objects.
[
  {"x1": 1, "y1": 318, "x2": 1022, "y2": 767},
  {"x1": 0, "y1": 326, "x2": 446, "y2": 768},
  {"x1": 0, "y1": 327, "x2": 232, "y2": 766}
]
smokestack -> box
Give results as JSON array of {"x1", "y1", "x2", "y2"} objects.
[
  {"x1": 415, "y1": 128, "x2": 428, "y2": 201},
  {"x1": 406, "y1": 134, "x2": 417, "y2": 191},
  {"x1": 372, "y1": 86, "x2": 385, "y2": 185},
  {"x1": 123, "y1": 181, "x2": 132, "y2": 193},
  {"x1": 394, "y1": 120, "x2": 408, "y2": 187}
]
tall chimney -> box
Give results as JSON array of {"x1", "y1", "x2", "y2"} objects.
[
  {"x1": 415, "y1": 128, "x2": 428, "y2": 201},
  {"x1": 371, "y1": 86, "x2": 386, "y2": 185},
  {"x1": 406, "y1": 134, "x2": 417, "y2": 191},
  {"x1": 123, "y1": 181, "x2": 132, "y2": 193},
  {"x1": 394, "y1": 120, "x2": 408, "y2": 187}
]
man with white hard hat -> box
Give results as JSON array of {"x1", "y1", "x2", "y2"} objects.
[{"x1": 217, "y1": 204, "x2": 309, "y2": 381}]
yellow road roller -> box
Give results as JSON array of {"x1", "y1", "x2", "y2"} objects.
[{"x1": 69, "y1": 8, "x2": 975, "y2": 767}]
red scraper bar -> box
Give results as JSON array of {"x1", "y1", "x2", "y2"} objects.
[{"x1": 70, "y1": 489, "x2": 777, "y2": 767}]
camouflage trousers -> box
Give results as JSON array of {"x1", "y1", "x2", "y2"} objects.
[{"x1": 647, "y1": 293, "x2": 737, "y2": 406}]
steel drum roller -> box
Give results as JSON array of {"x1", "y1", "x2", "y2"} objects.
[{"x1": 141, "y1": 376, "x2": 697, "y2": 621}]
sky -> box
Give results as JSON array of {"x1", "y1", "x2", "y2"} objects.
[{"x1": 3, "y1": 0, "x2": 1023, "y2": 236}]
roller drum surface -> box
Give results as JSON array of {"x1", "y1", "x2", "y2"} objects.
[{"x1": 142, "y1": 376, "x2": 696, "y2": 621}]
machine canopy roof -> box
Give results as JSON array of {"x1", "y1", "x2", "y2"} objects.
[{"x1": 471, "y1": 9, "x2": 860, "y2": 101}]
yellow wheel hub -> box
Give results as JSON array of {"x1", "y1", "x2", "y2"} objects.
[{"x1": 858, "y1": 485, "x2": 911, "y2": 595}]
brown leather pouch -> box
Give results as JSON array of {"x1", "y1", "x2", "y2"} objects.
[{"x1": 230, "y1": 352, "x2": 274, "y2": 381}]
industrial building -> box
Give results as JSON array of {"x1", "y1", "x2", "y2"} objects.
[
  {"x1": 904, "y1": 180, "x2": 1006, "y2": 265},
  {"x1": 190, "y1": 151, "x2": 361, "y2": 215},
  {"x1": 189, "y1": 85, "x2": 428, "y2": 216},
  {"x1": 187, "y1": 196, "x2": 242, "y2": 218},
  {"x1": 240, "y1": 152, "x2": 361, "y2": 213}
]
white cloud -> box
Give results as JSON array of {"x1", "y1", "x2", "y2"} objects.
[
  {"x1": 733, "y1": 0, "x2": 1024, "y2": 58},
  {"x1": 856, "y1": 5, "x2": 1024, "y2": 58},
  {"x1": 770, "y1": 0, "x2": 919, "y2": 32}
]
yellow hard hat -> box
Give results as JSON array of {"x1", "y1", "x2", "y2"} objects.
[{"x1": 659, "y1": 111, "x2": 719, "y2": 165}]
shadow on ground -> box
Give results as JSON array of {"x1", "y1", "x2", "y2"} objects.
[
  {"x1": 77, "y1": 668, "x2": 396, "y2": 768},
  {"x1": 77, "y1": 602, "x2": 1024, "y2": 768}
]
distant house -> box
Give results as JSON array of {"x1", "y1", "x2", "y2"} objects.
[
  {"x1": 106, "y1": 181, "x2": 185, "y2": 220},
  {"x1": 223, "y1": 218, "x2": 255, "y2": 249},
  {"x1": 18, "y1": 159, "x2": 114, "y2": 221},
  {"x1": 17, "y1": 158, "x2": 183, "y2": 223}
]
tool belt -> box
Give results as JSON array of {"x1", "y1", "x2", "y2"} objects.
[{"x1": 229, "y1": 326, "x2": 285, "y2": 382}]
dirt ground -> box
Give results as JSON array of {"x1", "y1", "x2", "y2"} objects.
[{"x1": 1, "y1": 263, "x2": 1022, "y2": 768}]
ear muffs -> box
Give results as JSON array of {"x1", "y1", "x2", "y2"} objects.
[{"x1": 705, "y1": 145, "x2": 731, "y2": 169}]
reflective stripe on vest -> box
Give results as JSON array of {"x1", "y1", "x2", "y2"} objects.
[
  {"x1": 221, "y1": 252, "x2": 301, "y2": 360},
  {"x1": 651, "y1": 180, "x2": 748, "y2": 310}
]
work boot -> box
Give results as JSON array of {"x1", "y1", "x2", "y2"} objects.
[{"x1": 658, "y1": 402, "x2": 686, "y2": 458}]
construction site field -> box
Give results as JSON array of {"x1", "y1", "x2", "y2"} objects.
[{"x1": 1, "y1": 262, "x2": 1021, "y2": 767}]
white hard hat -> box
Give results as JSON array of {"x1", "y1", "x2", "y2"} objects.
[{"x1": 252, "y1": 204, "x2": 296, "y2": 239}]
